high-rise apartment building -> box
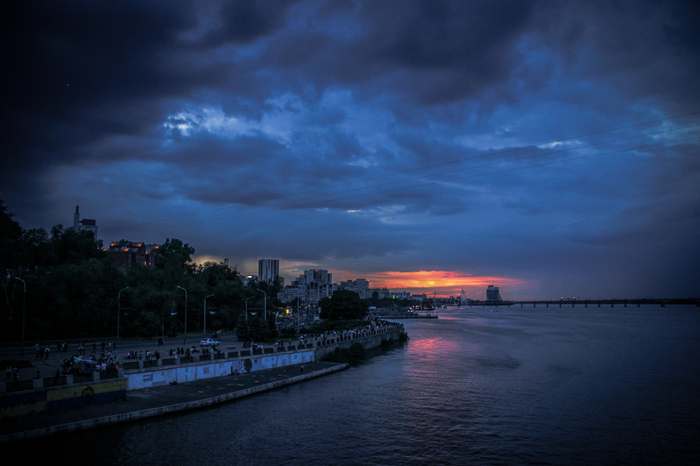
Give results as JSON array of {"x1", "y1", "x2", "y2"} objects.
[
  {"x1": 281, "y1": 269, "x2": 336, "y2": 303},
  {"x1": 258, "y1": 259, "x2": 280, "y2": 284}
]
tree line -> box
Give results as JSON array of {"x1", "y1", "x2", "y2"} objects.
[{"x1": 0, "y1": 200, "x2": 281, "y2": 343}]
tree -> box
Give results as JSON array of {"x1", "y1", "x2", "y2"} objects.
[
  {"x1": 0, "y1": 199, "x2": 23, "y2": 273},
  {"x1": 50, "y1": 227, "x2": 106, "y2": 265},
  {"x1": 156, "y1": 238, "x2": 195, "y2": 286},
  {"x1": 157, "y1": 238, "x2": 195, "y2": 270},
  {"x1": 319, "y1": 290, "x2": 369, "y2": 321},
  {"x1": 236, "y1": 314, "x2": 270, "y2": 342}
]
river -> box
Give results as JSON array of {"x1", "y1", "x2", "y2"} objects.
[{"x1": 21, "y1": 305, "x2": 700, "y2": 465}]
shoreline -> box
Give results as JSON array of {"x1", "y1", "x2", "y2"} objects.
[{"x1": 1, "y1": 361, "x2": 347, "y2": 443}]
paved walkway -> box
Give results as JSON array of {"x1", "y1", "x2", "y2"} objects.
[
  {"x1": 1, "y1": 361, "x2": 346, "y2": 443},
  {"x1": 1, "y1": 334, "x2": 297, "y2": 382}
]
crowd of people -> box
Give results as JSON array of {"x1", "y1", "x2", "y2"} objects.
[{"x1": 7, "y1": 322, "x2": 404, "y2": 384}]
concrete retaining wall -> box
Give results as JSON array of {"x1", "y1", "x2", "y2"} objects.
[
  {"x1": 314, "y1": 328, "x2": 403, "y2": 360},
  {"x1": 1, "y1": 379, "x2": 127, "y2": 419},
  {"x1": 126, "y1": 350, "x2": 316, "y2": 390},
  {"x1": 126, "y1": 324, "x2": 404, "y2": 390},
  {"x1": 1, "y1": 363, "x2": 347, "y2": 444}
]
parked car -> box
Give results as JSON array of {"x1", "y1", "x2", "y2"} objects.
[
  {"x1": 200, "y1": 338, "x2": 220, "y2": 347},
  {"x1": 70, "y1": 358, "x2": 97, "y2": 375}
]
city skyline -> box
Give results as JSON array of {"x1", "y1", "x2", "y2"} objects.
[{"x1": 3, "y1": 1, "x2": 699, "y2": 301}]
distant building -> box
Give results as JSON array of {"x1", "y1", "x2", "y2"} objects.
[
  {"x1": 486, "y1": 285, "x2": 503, "y2": 302},
  {"x1": 72, "y1": 205, "x2": 98, "y2": 237},
  {"x1": 105, "y1": 240, "x2": 160, "y2": 268},
  {"x1": 338, "y1": 278, "x2": 370, "y2": 299},
  {"x1": 370, "y1": 288, "x2": 391, "y2": 299},
  {"x1": 390, "y1": 291, "x2": 412, "y2": 300},
  {"x1": 281, "y1": 269, "x2": 336, "y2": 303},
  {"x1": 258, "y1": 259, "x2": 280, "y2": 284}
]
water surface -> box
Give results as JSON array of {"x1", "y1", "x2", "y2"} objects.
[{"x1": 23, "y1": 305, "x2": 700, "y2": 465}]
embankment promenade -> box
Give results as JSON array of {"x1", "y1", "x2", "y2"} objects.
[{"x1": 0, "y1": 322, "x2": 406, "y2": 442}]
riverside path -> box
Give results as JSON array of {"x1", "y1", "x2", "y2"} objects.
[{"x1": 0, "y1": 361, "x2": 346, "y2": 443}]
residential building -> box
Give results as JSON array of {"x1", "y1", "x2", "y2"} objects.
[
  {"x1": 258, "y1": 259, "x2": 280, "y2": 284},
  {"x1": 281, "y1": 269, "x2": 336, "y2": 303},
  {"x1": 105, "y1": 240, "x2": 160, "y2": 268},
  {"x1": 339, "y1": 278, "x2": 371, "y2": 299}
]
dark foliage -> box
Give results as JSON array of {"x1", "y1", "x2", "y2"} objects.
[
  {"x1": 319, "y1": 290, "x2": 369, "y2": 321},
  {"x1": 0, "y1": 200, "x2": 256, "y2": 342}
]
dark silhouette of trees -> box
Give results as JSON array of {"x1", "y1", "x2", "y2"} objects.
[
  {"x1": 0, "y1": 201, "x2": 254, "y2": 342},
  {"x1": 319, "y1": 290, "x2": 369, "y2": 321}
]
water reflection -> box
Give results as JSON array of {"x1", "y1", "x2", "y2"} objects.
[{"x1": 18, "y1": 305, "x2": 700, "y2": 465}]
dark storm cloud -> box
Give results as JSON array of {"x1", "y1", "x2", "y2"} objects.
[
  {"x1": 200, "y1": 0, "x2": 301, "y2": 46},
  {"x1": 259, "y1": 0, "x2": 537, "y2": 105},
  {"x1": 530, "y1": 0, "x2": 700, "y2": 112},
  {"x1": 2, "y1": 0, "x2": 297, "y2": 197}
]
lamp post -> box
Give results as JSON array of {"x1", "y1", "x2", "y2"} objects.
[
  {"x1": 177, "y1": 286, "x2": 188, "y2": 343},
  {"x1": 245, "y1": 296, "x2": 254, "y2": 322},
  {"x1": 117, "y1": 286, "x2": 129, "y2": 341},
  {"x1": 203, "y1": 294, "x2": 214, "y2": 335},
  {"x1": 257, "y1": 289, "x2": 267, "y2": 322},
  {"x1": 14, "y1": 277, "x2": 26, "y2": 356}
]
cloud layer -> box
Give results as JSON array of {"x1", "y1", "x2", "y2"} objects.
[{"x1": 2, "y1": 0, "x2": 699, "y2": 299}]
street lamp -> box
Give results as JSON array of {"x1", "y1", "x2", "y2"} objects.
[
  {"x1": 245, "y1": 296, "x2": 254, "y2": 322},
  {"x1": 177, "y1": 286, "x2": 188, "y2": 343},
  {"x1": 257, "y1": 289, "x2": 267, "y2": 322},
  {"x1": 14, "y1": 277, "x2": 26, "y2": 356},
  {"x1": 117, "y1": 286, "x2": 129, "y2": 341},
  {"x1": 203, "y1": 294, "x2": 214, "y2": 335}
]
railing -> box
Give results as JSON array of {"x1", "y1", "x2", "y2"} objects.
[
  {"x1": 4, "y1": 379, "x2": 34, "y2": 392},
  {"x1": 42, "y1": 375, "x2": 67, "y2": 388},
  {"x1": 100, "y1": 369, "x2": 120, "y2": 380},
  {"x1": 73, "y1": 374, "x2": 93, "y2": 384},
  {"x1": 1, "y1": 324, "x2": 406, "y2": 394}
]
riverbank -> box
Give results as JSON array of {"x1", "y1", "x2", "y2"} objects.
[{"x1": 0, "y1": 361, "x2": 346, "y2": 443}]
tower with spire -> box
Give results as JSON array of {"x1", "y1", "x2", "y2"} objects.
[{"x1": 72, "y1": 205, "x2": 98, "y2": 237}]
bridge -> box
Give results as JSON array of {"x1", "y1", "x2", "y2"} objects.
[{"x1": 463, "y1": 298, "x2": 699, "y2": 308}]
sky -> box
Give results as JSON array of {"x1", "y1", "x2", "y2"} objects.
[{"x1": 2, "y1": 0, "x2": 699, "y2": 300}]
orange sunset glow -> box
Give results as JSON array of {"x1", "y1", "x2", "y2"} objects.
[{"x1": 347, "y1": 270, "x2": 526, "y2": 297}]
